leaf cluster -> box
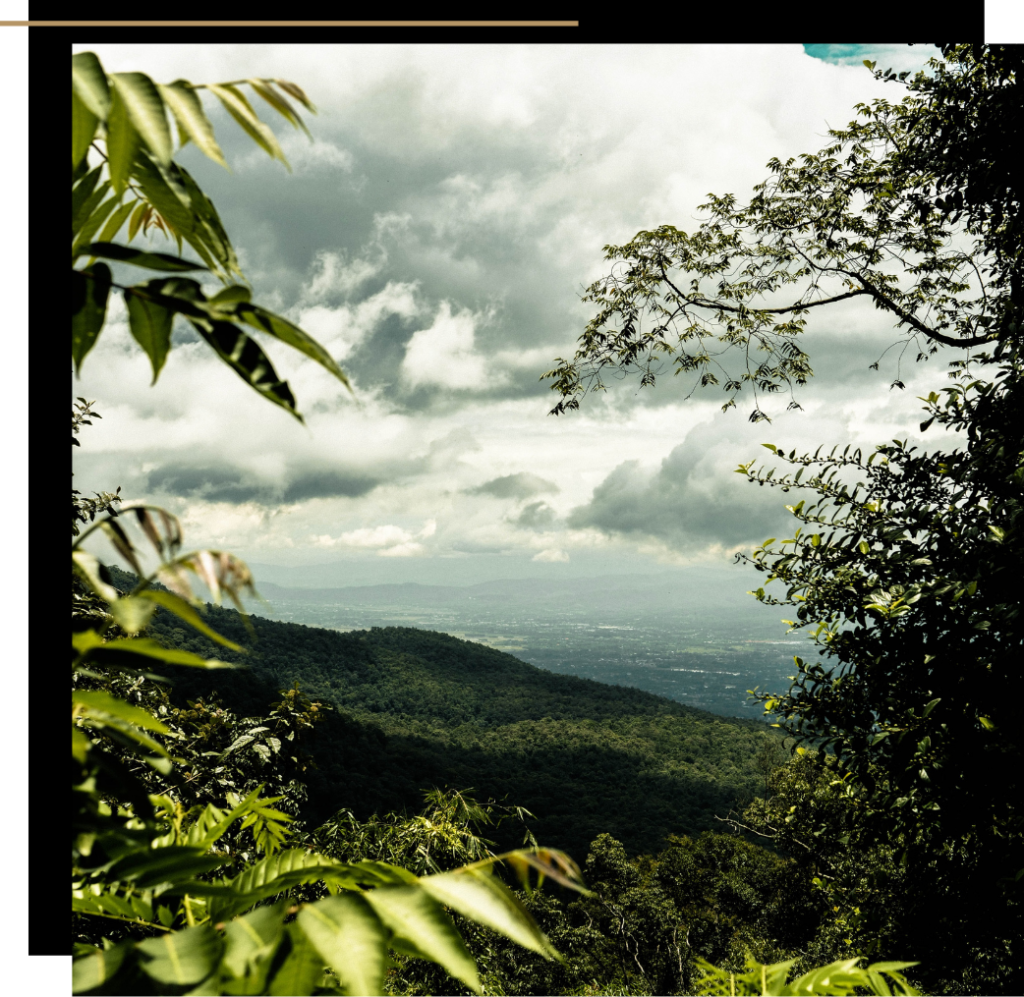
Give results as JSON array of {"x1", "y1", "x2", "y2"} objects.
[{"x1": 72, "y1": 51, "x2": 350, "y2": 422}]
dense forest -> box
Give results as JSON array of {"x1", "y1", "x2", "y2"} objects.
[{"x1": 113, "y1": 564, "x2": 783, "y2": 862}]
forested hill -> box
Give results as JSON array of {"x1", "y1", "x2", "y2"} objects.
[{"x1": 112, "y1": 566, "x2": 782, "y2": 861}]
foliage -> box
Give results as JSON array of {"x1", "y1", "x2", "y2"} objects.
[
  {"x1": 71, "y1": 52, "x2": 584, "y2": 994},
  {"x1": 542, "y1": 49, "x2": 1014, "y2": 424},
  {"x1": 540, "y1": 43, "x2": 1024, "y2": 995},
  {"x1": 692, "y1": 954, "x2": 921, "y2": 996},
  {"x1": 72, "y1": 50, "x2": 350, "y2": 422}
]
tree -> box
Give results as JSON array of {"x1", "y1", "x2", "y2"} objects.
[
  {"x1": 71, "y1": 52, "x2": 586, "y2": 995},
  {"x1": 543, "y1": 44, "x2": 1022, "y2": 993}
]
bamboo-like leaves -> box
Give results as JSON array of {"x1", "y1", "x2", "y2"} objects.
[
  {"x1": 72, "y1": 90, "x2": 98, "y2": 170},
  {"x1": 110, "y1": 72, "x2": 173, "y2": 169},
  {"x1": 72, "y1": 53, "x2": 344, "y2": 419},
  {"x1": 83, "y1": 240, "x2": 207, "y2": 272},
  {"x1": 193, "y1": 319, "x2": 303, "y2": 422},
  {"x1": 158, "y1": 80, "x2": 229, "y2": 168},
  {"x1": 72, "y1": 51, "x2": 110, "y2": 122},
  {"x1": 207, "y1": 83, "x2": 291, "y2": 170},
  {"x1": 105, "y1": 81, "x2": 141, "y2": 197},
  {"x1": 237, "y1": 302, "x2": 352, "y2": 392}
]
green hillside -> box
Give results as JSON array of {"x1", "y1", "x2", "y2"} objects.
[{"x1": 109, "y1": 565, "x2": 781, "y2": 861}]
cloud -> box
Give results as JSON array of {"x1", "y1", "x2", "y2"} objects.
[
  {"x1": 468, "y1": 472, "x2": 560, "y2": 501},
  {"x1": 532, "y1": 548, "x2": 569, "y2": 562},
  {"x1": 146, "y1": 462, "x2": 378, "y2": 504},
  {"x1": 400, "y1": 301, "x2": 493, "y2": 390},
  {"x1": 512, "y1": 501, "x2": 559, "y2": 531},
  {"x1": 312, "y1": 519, "x2": 436, "y2": 557},
  {"x1": 567, "y1": 417, "x2": 798, "y2": 556}
]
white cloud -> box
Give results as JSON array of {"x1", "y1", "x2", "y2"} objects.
[
  {"x1": 401, "y1": 301, "x2": 494, "y2": 390},
  {"x1": 532, "y1": 548, "x2": 569, "y2": 563}
]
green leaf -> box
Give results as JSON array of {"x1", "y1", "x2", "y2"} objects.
[
  {"x1": 72, "y1": 939, "x2": 132, "y2": 994},
  {"x1": 127, "y1": 200, "x2": 149, "y2": 242},
  {"x1": 222, "y1": 900, "x2": 289, "y2": 983},
  {"x1": 246, "y1": 78, "x2": 313, "y2": 140},
  {"x1": 136, "y1": 588, "x2": 244, "y2": 651},
  {"x1": 72, "y1": 51, "x2": 111, "y2": 121},
  {"x1": 72, "y1": 194, "x2": 121, "y2": 257},
  {"x1": 237, "y1": 303, "x2": 351, "y2": 391},
  {"x1": 111, "y1": 71, "x2": 172, "y2": 167},
  {"x1": 72, "y1": 263, "x2": 112, "y2": 375},
  {"x1": 106, "y1": 595, "x2": 159, "y2": 635},
  {"x1": 91, "y1": 202, "x2": 138, "y2": 256},
  {"x1": 125, "y1": 282, "x2": 175, "y2": 384},
  {"x1": 131, "y1": 147, "x2": 193, "y2": 233},
  {"x1": 72, "y1": 90, "x2": 99, "y2": 169},
  {"x1": 192, "y1": 319, "x2": 303, "y2": 422},
  {"x1": 137, "y1": 923, "x2": 224, "y2": 986},
  {"x1": 207, "y1": 83, "x2": 290, "y2": 170},
  {"x1": 106, "y1": 82, "x2": 141, "y2": 198},
  {"x1": 84, "y1": 241, "x2": 207, "y2": 272},
  {"x1": 107, "y1": 846, "x2": 230, "y2": 890},
  {"x1": 76, "y1": 634, "x2": 235, "y2": 669},
  {"x1": 72, "y1": 177, "x2": 111, "y2": 241},
  {"x1": 420, "y1": 867, "x2": 559, "y2": 961},
  {"x1": 209, "y1": 848, "x2": 348, "y2": 923},
  {"x1": 267, "y1": 922, "x2": 325, "y2": 996},
  {"x1": 298, "y1": 894, "x2": 387, "y2": 997},
  {"x1": 173, "y1": 162, "x2": 243, "y2": 280},
  {"x1": 72, "y1": 164, "x2": 103, "y2": 231},
  {"x1": 72, "y1": 549, "x2": 120, "y2": 603},
  {"x1": 365, "y1": 885, "x2": 481, "y2": 994},
  {"x1": 158, "y1": 80, "x2": 230, "y2": 169}
]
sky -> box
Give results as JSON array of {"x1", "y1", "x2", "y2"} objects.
[{"x1": 71, "y1": 42, "x2": 972, "y2": 591}]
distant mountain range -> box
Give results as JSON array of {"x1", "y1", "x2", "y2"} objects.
[{"x1": 241, "y1": 569, "x2": 784, "y2": 623}]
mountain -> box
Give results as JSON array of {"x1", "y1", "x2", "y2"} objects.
[{"x1": 109, "y1": 565, "x2": 783, "y2": 861}]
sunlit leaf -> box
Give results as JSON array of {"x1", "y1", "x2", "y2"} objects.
[
  {"x1": 136, "y1": 589, "x2": 244, "y2": 651},
  {"x1": 158, "y1": 80, "x2": 229, "y2": 169},
  {"x1": 365, "y1": 885, "x2": 481, "y2": 994},
  {"x1": 111, "y1": 71, "x2": 172, "y2": 167},
  {"x1": 247, "y1": 78, "x2": 313, "y2": 139},
  {"x1": 72, "y1": 51, "x2": 111, "y2": 120},
  {"x1": 126, "y1": 283, "x2": 174, "y2": 384},
  {"x1": 137, "y1": 923, "x2": 223, "y2": 985},
  {"x1": 72, "y1": 90, "x2": 98, "y2": 169},
  {"x1": 298, "y1": 893, "x2": 387, "y2": 997},
  {"x1": 72, "y1": 939, "x2": 132, "y2": 994},
  {"x1": 207, "y1": 82, "x2": 290, "y2": 170},
  {"x1": 105, "y1": 82, "x2": 140, "y2": 197}
]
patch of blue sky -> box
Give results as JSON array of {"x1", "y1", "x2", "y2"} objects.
[{"x1": 803, "y1": 43, "x2": 943, "y2": 75}]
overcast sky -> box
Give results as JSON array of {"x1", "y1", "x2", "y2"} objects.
[{"x1": 72, "y1": 42, "x2": 967, "y2": 590}]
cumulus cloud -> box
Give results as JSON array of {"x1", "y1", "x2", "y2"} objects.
[
  {"x1": 400, "y1": 301, "x2": 494, "y2": 390},
  {"x1": 468, "y1": 472, "x2": 559, "y2": 501},
  {"x1": 312, "y1": 519, "x2": 436, "y2": 557}
]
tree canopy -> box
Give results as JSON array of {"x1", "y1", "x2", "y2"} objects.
[{"x1": 543, "y1": 43, "x2": 1023, "y2": 994}]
